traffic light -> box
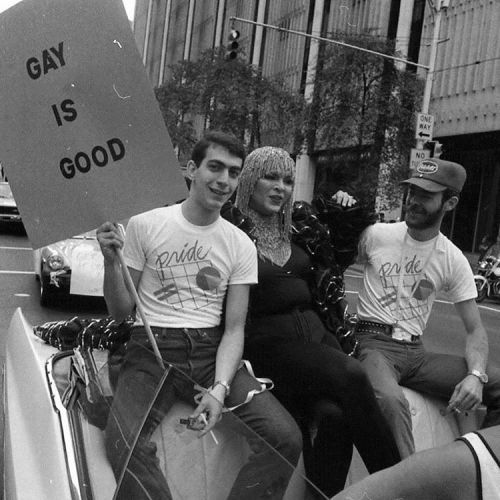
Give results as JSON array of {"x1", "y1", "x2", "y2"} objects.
[
  {"x1": 424, "y1": 140, "x2": 443, "y2": 158},
  {"x1": 226, "y1": 29, "x2": 240, "y2": 60}
]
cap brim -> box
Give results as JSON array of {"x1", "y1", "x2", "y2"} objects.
[{"x1": 401, "y1": 178, "x2": 447, "y2": 192}]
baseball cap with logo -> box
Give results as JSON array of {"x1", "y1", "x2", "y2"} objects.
[{"x1": 401, "y1": 158, "x2": 466, "y2": 193}]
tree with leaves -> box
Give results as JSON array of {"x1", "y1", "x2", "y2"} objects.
[
  {"x1": 155, "y1": 48, "x2": 306, "y2": 167},
  {"x1": 155, "y1": 39, "x2": 422, "y2": 211},
  {"x1": 307, "y1": 34, "x2": 424, "y2": 210}
]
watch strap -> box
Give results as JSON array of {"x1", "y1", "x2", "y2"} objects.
[
  {"x1": 468, "y1": 369, "x2": 488, "y2": 384},
  {"x1": 213, "y1": 380, "x2": 231, "y2": 396}
]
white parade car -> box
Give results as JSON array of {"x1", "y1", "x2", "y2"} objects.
[
  {"x1": 2, "y1": 309, "x2": 308, "y2": 500},
  {"x1": 33, "y1": 231, "x2": 104, "y2": 306}
]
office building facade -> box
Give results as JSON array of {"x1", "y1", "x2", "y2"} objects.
[{"x1": 133, "y1": 0, "x2": 499, "y2": 251}]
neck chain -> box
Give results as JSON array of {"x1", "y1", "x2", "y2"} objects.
[{"x1": 247, "y1": 208, "x2": 291, "y2": 267}]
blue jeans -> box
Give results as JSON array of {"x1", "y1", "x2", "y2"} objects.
[
  {"x1": 357, "y1": 333, "x2": 500, "y2": 457},
  {"x1": 105, "y1": 326, "x2": 302, "y2": 500}
]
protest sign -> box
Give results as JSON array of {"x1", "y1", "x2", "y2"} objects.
[{"x1": 0, "y1": 0, "x2": 187, "y2": 248}]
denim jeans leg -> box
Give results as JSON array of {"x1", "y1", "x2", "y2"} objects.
[
  {"x1": 403, "y1": 350, "x2": 500, "y2": 429},
  {"x1": 482, "y1": 364, "x2": 500, "y2": 428},
  {"x1": 225, "y1": 367, "x2": 302, "y2": 500},
  {"x1": 357, "y1": 337, "x2": 415, "y2": 458},
  {"x1": 105, "y1": 339, "x2": 176, "y2": 500},
  {"x1": 402, "y1": 350, "x2": 468, "y2": 398}
]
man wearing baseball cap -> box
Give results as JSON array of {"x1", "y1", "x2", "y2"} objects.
[
  {"x1": 353, "y1": 157, "x2": 500, "y2": 458},
  {"x1": 402, "y1": 157, "x2": 466, "y2": 193}
]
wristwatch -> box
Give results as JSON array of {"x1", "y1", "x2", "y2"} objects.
[
  {"x1": 468, "y1": 369, "x2": 488, "y2": 384},
  {"x1": 213, "y1": 380, "x2": 231, "y2": 397}
]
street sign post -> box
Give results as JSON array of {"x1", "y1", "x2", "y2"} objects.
[
  {"x1": 409, "y1": 148, "x2": 431, "y2": 170},
  {"x1": 415, "y1": 113, "x2": 435, "y2": 141}
]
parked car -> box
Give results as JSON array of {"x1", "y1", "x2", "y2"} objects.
[
  {"x1": 0, "y1": 181, "x2": 22, "y2": 225},
  {"x1": 33, "y1": 230, "x2": 104, "y2": 306},
  {"x1": 3, "y1": 309, "x2": 305, "y2": 500}
]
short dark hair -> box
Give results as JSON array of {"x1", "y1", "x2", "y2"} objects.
[{"x1": 191, "y1": 131, "x2": 245, "y2": 167}]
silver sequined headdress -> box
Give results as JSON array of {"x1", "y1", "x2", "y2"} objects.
[{"x1": 236, "y1": 146, "x2": 296, "y2": 265}]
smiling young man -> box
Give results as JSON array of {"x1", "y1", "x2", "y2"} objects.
[
  {"x1": 353, "y1": 158, "x2": 500, "y2": 458},
  {"x1": 97, "y1": 131, "x2": 301, "y2": 500}
]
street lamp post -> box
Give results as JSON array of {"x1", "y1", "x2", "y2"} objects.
[{"x1": 416, "y1": 0, "x2": 449, "y2": 151}]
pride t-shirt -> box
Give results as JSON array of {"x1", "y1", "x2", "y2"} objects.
[
  {"x1": 356, "y1": 222, "x2": 476, "y2": 339},
  {"x1": 124, "y1": 204, "x2": 257, "y2": 328}
]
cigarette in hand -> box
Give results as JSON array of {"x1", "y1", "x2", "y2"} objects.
[{"x1": 200, "y1": 413, "x2": 219, "y2": 445}]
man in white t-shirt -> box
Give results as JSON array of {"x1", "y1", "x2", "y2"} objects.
[
  {"x1": 354, "y1": 158, "x2": 500, "y2": 458},
  {"x1": 97, "y1": 131, "x2": 301, "y2": 499}
]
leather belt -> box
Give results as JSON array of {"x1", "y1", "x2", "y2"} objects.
[
  {"x1": 355, "y1": 320, "x2": 419, "y2": 343},
  {"x1": 130, "y1": 325, "x2": 222, "y2": 339}
]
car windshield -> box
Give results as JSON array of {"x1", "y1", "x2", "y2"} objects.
[
  {"x1": 0, "y1": 182, "x2": 13, "y2": 199},
  {"x1": 48, "y1": 340, "x2": 318, "y2": 500},
  {"x1": 71, "y1": 230, "x2": 97, "y2": 239}
]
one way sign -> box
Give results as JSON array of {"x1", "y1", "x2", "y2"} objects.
[{"x1": 415, "y1": 113, "x2": 434, "y2": 140}]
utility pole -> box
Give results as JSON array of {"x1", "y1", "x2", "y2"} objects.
[
  {"x1": 422, "y1": 0, "x2": 449, "y2": 114},
  {"x1": 415, "y1": 0, "x2": 449, "y2": 152}
]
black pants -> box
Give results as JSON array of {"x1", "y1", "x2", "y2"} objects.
[{"x1": 245, "y1": 309, "x2": 401, "y2": 497}]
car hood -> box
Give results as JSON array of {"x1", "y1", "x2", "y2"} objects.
[{"x1": 41, "y1": 234, "x2": 99, "y2": 265}]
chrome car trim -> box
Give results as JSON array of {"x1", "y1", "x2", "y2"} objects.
[
  {"x1": 46, "y1": 352, "x2": 86, "y2": 500},
  {"x1": 2, "y1": 362, "x2": 6, "y2": 500}
]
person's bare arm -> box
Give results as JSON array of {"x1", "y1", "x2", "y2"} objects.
[
  {"x1": 447, "y1": 298, "x2": 488, "y2": 414},
  {"x1": 191, "y1": 283, "x2": 249, "y2": 435},
  {"x1": 332, "y1": 440, "x2": 477, "y2": 500},
  {"x1": 97, "y1": 221, "x2": 141, "y2": 321}
]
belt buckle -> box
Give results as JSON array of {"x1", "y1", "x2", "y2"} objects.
[{"x1": 385, "y1": 323, "x2": 394, "y2": 336}]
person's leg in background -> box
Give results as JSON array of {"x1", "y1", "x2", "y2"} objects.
[{"x1": 357, "y1": 335, "x2": 415, "y2": 458}]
